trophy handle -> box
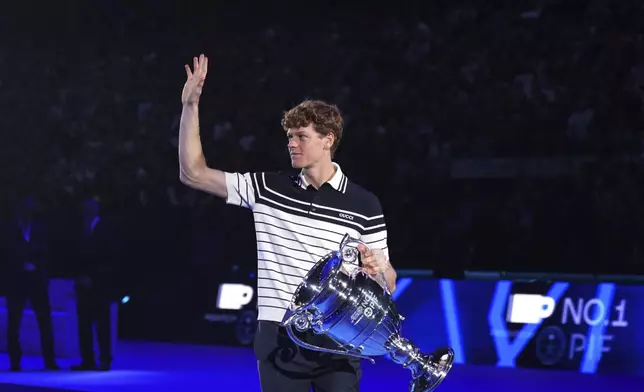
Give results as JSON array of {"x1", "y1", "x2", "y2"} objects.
[
  {"x1": 285, "y1": 323, "x2": 376, "y2": 364},
  {"x1": 340, "y1": 234, "x2": 391, "y2": 296}
]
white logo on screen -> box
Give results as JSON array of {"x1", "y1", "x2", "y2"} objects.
[
  {"x1": 506, "y1": 294, "x2": 556, "y2": 324},
  {"x1": 216, "y1": 283, "x2": 254, "y2": 310}
]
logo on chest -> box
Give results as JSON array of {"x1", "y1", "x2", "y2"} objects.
[{"x1": 338, "y1": 213, "x2": 354, "y2": 221}]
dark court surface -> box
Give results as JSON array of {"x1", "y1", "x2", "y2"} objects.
[{"x1": 0, "y1": 341, "x2": 641, "y2": 392}]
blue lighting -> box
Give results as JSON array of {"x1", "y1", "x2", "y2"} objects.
[
  {"x1": 580, "y1": 283, "x2": 615, "y2": 374},
  {"x1": 385, "y1": 277, "x2": 414, "y2": 361},
  {"x1": 439, "y1": 279, "x2": 465, "y2": 364},
  {"x1": 392, "y1": 277, "x2": 413, "y2": 301},
  {"x1": 121, "y1": 296, "x2": 130, "y2": 304},
  {"x1": 488, "y1": 281, "x2": 569, "y2": 367},
  {"x1": 368, "y1": 275, "x2": 643, "y2": 376}
]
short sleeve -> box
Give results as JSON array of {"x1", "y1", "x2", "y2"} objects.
[
  {"x1": 224, "y1": 172, "x2": 257, "y2": 209},
  {"x1": 361, "y1": 196, "x2": 389, "y2": 262}
]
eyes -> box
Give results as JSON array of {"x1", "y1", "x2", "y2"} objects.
[{"x1": 287, "y1": 134, "x2": 308, "y2": 141}]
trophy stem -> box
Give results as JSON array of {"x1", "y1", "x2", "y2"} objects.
[{"x1": 387, "y1": 337, "x2": 454, "y2": 392}]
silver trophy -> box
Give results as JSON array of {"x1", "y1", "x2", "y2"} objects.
[{"x1": 281, "y1": 234, "x2": 455, "y2": 392}]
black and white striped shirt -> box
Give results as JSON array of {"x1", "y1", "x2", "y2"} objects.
[{"x1": 224, "y1": 163, "x2": 389, "y2": 323}]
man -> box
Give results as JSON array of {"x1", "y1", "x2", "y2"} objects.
[
  {"x1": 3, "y1": 198, "x2": 59, "y2": 371},
  {"x1": 70, "y1": 197, "x2": 116, "y2": 371},
  {"x1": 179, "y1": 55, "x2": 396, "y2": 391}
]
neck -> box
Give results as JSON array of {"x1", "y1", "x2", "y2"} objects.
[{"x1": 302, "y1": 160, "x2": 336, "y2": 189}]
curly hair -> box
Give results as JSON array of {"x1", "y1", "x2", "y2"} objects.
[{"x1": 281, "y1": 100, "x2": 344, "y2": 156}]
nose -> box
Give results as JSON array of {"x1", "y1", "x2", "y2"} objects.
[{"x1": 288, "y1": 139, "x2": 298, "y2": 149}]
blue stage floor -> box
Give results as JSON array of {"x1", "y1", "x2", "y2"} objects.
[{"x1": 0, "y1": 341, "x2": 641, "y2": 391}]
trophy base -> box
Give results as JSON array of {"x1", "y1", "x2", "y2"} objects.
[{"x1": 408, "y1": 348, "x2": 455, "y2": 392}]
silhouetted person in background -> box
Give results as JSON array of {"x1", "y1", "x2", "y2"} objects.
[
  {"x1": 71, "y1": 197, "x2": 117, "y2": 371},
  {"x1": 3, "y1": 198, "x2": 59, "y2": 371}
]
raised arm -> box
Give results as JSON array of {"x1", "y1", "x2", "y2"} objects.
[{"x1": 178, "y1": 54, "x2": 228, "y2": 198}]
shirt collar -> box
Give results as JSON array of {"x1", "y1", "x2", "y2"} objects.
[{"x1": 297, "y1": 162, "x2": 347, "y2": 193}]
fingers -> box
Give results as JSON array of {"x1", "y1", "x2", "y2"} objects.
[
  {"x1": 184, "y1": 54, "x2": 208, "y2": 86},
  {"x1": 358, "y1": 244, "x2": 374, "y2": 266},
  {"x1": 360, "y1": 248, "x2": 387, "y2": 275},
  {"x1": 187, "y1": 55, "x2": 208, "y2": 79},
  {"x1": 362, "y1": 252, "x2": 377, "y2": 273},
  {"x1": 357, "y1": 243, "x2": 369, "y2": 255},
  {"x1": 363, "y1": 262, "x2": 379, "y2": 275}
]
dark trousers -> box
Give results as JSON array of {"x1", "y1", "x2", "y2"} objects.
[
  {"x1": 75, "y1": 283, "x2": 112, "y2": 364},
  {"x1": 254, "y1": 320, "x2": 362, "y2": 392},
  {"x1": 6, "y1": 273, "x2": 56, "y2": 365}
]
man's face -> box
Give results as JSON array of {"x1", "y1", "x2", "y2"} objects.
[{"x1": 287, "y1": 124, "x2": 331, "y2": 169}]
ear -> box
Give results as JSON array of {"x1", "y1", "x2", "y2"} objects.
[{"x1": 325, "y1": 133, "x2": 334, "y2": 149}]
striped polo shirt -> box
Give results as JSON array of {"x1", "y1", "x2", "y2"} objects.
[{"x1": 224, "y1": 163, "x2": 389, "y2": 323}]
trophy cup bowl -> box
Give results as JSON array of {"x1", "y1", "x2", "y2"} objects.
[{"x1": 281, "y1": 234, "x2": 455, "y2": 392}]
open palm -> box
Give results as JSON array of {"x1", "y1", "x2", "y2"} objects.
[{"x1": 182, "y1": 54, "x2": 208, "y2": 105}]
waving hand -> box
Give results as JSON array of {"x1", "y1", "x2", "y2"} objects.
[{"x1": 181, "y1": 54, "x2": 208, "y2": 105}]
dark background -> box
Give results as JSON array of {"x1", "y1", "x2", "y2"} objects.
[{"x1": 0, "y1": 0, "x2": 643, "y2": 343}]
